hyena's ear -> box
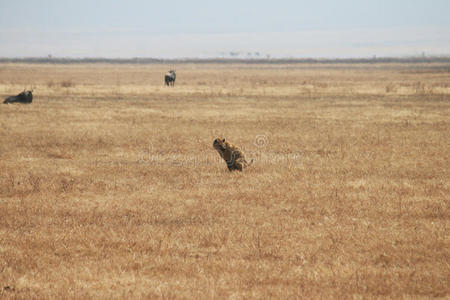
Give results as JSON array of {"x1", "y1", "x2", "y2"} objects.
[{"x1": 222, "y1": 138, "x2": 226, "y2": 142}]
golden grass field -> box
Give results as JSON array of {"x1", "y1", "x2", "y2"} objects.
[{"x1": 0, "y1": 62, "x2": 449, "y2": 298}]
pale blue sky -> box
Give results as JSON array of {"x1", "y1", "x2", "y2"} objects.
[{"x1": 1, "y1": 0, "x2": 449, "y2": 58}]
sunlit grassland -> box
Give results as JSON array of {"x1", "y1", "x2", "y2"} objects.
[{"x1": 0, "y1": 63, "x2": 449, "y2": 298}]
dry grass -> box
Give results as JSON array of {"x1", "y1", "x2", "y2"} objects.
[{"x1": 0, "y1": 63, "x2": 449, "y2": 298}]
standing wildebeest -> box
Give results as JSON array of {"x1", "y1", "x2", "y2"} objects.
[
  {"x1": 3, "y1": 90, "x2": 33, "y2": 104},
  {"x1": 165, "y1": 70, "x2": 176, "y2": 86}
]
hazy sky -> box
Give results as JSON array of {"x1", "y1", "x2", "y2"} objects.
[{"x1": 1, "y1": 0, "x2": 449, "y2": 58}]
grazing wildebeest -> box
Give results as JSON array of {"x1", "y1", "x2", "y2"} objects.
[
  {"x1": 3, "y1": 90, "x2": 33, "y2": 104},
  {"x1": 165, "y1": 70, "x2": 176, "y2": 86}
]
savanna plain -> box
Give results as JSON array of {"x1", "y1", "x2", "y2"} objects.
[{"x1": 0, "y1": 62, "x2": 449, "y2": 298}]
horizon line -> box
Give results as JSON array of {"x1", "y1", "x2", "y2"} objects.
[{"x1": 1, "y1": 56, "x2": 450, "y2": 64}]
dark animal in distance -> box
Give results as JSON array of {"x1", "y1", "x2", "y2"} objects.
[
  {"x1": 3, "y1": 90, "x2": 33, "y2": 104},
  {"x1": 165, "y1": 70, "x2": 176, "y2": 86}
]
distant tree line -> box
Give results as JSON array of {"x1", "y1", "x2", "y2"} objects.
[{"x1": 0, "y1": 56, "x2": 449, "y2": 64}]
